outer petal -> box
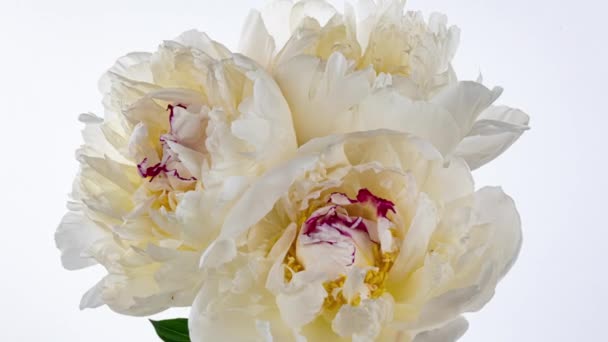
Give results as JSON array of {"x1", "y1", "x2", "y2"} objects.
[
  {"x1": 55, "y1": 210, "x2": 106, "y2": 270},
  {"x1": 354, "y1": 88, "x2": 462, "y2": 157},
  {"x1": 413, "y1": 317, "x2": 469, "y2": 342},
  {"x1": 455, "y1": 106, "x2": 530, "y2": 170},
  {"x1": 289, "y1": 0, "x2": 337, "y2": 31},
  {"x1": 240, "y1": 10, "x2": 276, "y2": 69},
  {"x1": 80, "y1": 279, "x2": 105, "y2": 310},
  {"x1": 405, "y1": 186, "x2": 521, "y2": 332},
  {"x1": 258, "y1": 0, "x2": 295, "y2": 49},
  {"x1": 464, "y1": 186, "x2": 523, "y2": 311},
  {"x1": 174, "y1": 30, "x2": 232, "y2": 60},
  {"x1": 430, "y1": 81, "x2": 503, "y2": 138}
]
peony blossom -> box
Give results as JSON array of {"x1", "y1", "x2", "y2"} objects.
[
  {"x1": 191, "y1": 130, "x2": 521, "y2": 341},
  {"x1": 239, "y1": 0, "x2": 529, "y2": 169},
  {"x1": 55, "y1": 30, "x2": 297, "y2": 315}
]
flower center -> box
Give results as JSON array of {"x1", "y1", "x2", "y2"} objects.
[
  {"x1": 134, "y1": 103, "x2": 208, "y2": 209},
  {"x1": 284, "y1": 189, "x2": 399, "y2": 310}
]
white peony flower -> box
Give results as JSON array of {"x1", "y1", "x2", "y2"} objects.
[
  {"x1": 239, "y1": 0, "x2": 529, "y2": 169},
  {"x1": 191, "y1": 130, "x2": 522, "y2": 341},
  {"x1": 55, "y1": 30, "x2": 297, "y2": 315}
]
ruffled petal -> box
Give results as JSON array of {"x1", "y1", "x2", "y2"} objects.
[
  {"x1": 431, "y1": 81, "x2": 503, "y2": 138},
  {"x1": 332, "y1": 296, "x2": 394, "y2": 341},
  {"x1": 276, "y1": 272, "x2": 327, "y2": 329},
  {"x1": 354, "y1": 87, "x2": 461, "y2": 156},
  {"x1": 413, "y1": 317, "x2": 469, "y2": 342},
  {"x1": 275, "y1": 52, "x2": 373, "y2": 145},
  {"x1": 239, "y1": 10, "x2": 276, "y2": 69},
  {"x1": 455, "y1": 105, "x2": 530, "y2": 169},
  {"x1": 55, "y1": 211, "x2": 106, "y2": 270}
]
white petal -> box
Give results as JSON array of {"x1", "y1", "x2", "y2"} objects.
[
  {"x1": 80, "y1": 279, "x2": 105, "y2": 310},
  {"x1": 147, "y1": 88, "x2": 205, "y2": 105},
  {"x1": 175, "y1": 191, "x2": 211, "y2": 245},
  {"x1": 410, "y1": 286, "x2": 479, "y2": 331},
  {"x1": 200, "y1": 238, "x2": 237, "y2": 269},
  {"x1": 239, "y1": 10, "x2": 276, "y2": 69},
  {"x1": 290, "y1": 0, "x2": 337, "y2": 31},
  {"x1": 98, "y1": 52, "x2": 153, "y2": 93},
  {"x1": 355, "y1": 89, "x2": 461, "y2": 156},
  {"x1": 266, "y1": 224, "x2": 298, "y2": 294},
  {"x1": 231, "y1": 115, "x2": 272, "y2": 154},
  {"x1": 219, "y1": 154, "x2": 318, "y2": 241},
  {"x1": 78, "y1": 113, "x2": 130, "y2": 163},
  {"x1": 466, "y1": 186, "x2": 522, "y2": 310},
  {"x1": 332, "y1": 297, "x2": 393, "y2": 340},
  {"x1": 343, "y1": 267, "x2": 369, "y2": 302},
  {"x1": 189, "y1": 281, "x2": 264, "y2": 341},
  {"x1": 409, "y1": 188, "x2": 521, "y2": 328},
  {"x1": 275, "y1": 52, "x2": 373, "y2": 145},
  {"x1": 413, "y1": 317, "x2": 469, "y2": 342},
  {"x1": 431, "y1": 81, "x2": 502, "y2": 138},
  {"x1": 259, "y1": 0, "x2": 296, "y2": 49},
  {"x1": 423, "y1": 157, "x2": 473, "y2": 204},
  {"x1": 276, "y1": 274, "x2": 327, "y2": 329},
  {"x1": 78, "y1": 155, "x2": 138, "y2": 193},
  {"x1": 390, "y1": 193, "x2": 439, "y2": 281},
  {"x1": 455, "y1": 105, "x2": 530, "y2": 170},
  {"x1": 166, "y1": 141, "x2": 205, "y2": 179},
  {"x1": 174, "y1": 29, "x2": 232, "y2": 59},
  {"x1": 55, "y1": 211, "x2": 106, "y2": 270}
]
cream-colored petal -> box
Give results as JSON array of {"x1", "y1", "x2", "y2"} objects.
[
  {"x1": 55, "y1": 211, "x2": 107, "y2": 270},
  {"x1": 189, "y1": 279, "x2": 266, "y2": 341},
  {"x1": 431, "y1": 81, "x2": 503, "y2": 138},
  {"x1": 275, "y1": 52, "x2": 373, "y2": 145},
  {"x1": 389, "y1": 193, "x2": 439, "y2": 283},
  {"x1": 266, "y1": 224, "x2": 298, "y2": 294},
  {"x1": 240, "y1": 10, "x2": 276, "y2": 70},
  {"x1": 354, "y1": 88, "x2": 461, "y2": 156},
  {"x1": 219, "y1": 154, "x2": 318, "y2": 242},
  {"x1": 80, "y1": 279, "x2": 105, "y2": 310},
  {"x1": 407, "y1": 286, "x2": 479, "y2": 332},
  {"x1": 423, "y1": 157, "x2": 473, "y2": 204},
  {"x1": 175, "y1": 29, "x2": 232, "y2": 60},
  {"x1": 332, "y1": 296, "x2": 394, "y2": 340},
  {"x1": 290, "y1": 0, "x2": 337, "y2": 31},
  {"x1": 165, "y1": 141, "x2": 205, "y2": 180},
  {"x1": 98, "y1": 52, "x2": 153, "y2": 93},
  {"x1": 465, "y1": 186, "x2": 522, "y2": 311},
  {"x1": 276, "y1": 272, "x2": 327, "y2": 329},
  {"x1": 455, "y1": 105, "x2": 530, "y2": 170},
  {"x1": 413, "y1": 316, "x2": 469, "y2": 342},
  {"x1": 259, "y1": 0, "x2": 297, "y2": 49}
]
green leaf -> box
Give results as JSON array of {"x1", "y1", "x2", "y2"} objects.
[{"x1": 149, "y1": 318, "x2": 190, "y2": 342}]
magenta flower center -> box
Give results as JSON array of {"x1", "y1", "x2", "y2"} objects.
[
  {"x1": 295, "y1": 189, "x2": 397, "y2": 279},
  {"x1": 136, "y1": 103, "x2": 205, "y2": 191}
]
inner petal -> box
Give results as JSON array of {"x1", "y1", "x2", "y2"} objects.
[{"x1": 294, "y1": 189, "x2": 397, "y2": 280}]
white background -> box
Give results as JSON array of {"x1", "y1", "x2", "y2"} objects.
[{"x1": 0, "y1": 0, "x2": 606, "y2": 341}]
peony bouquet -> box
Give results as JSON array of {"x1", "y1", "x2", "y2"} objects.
[{"x1": 56, "y1": 1, "x2": 529, "y2": 341}]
